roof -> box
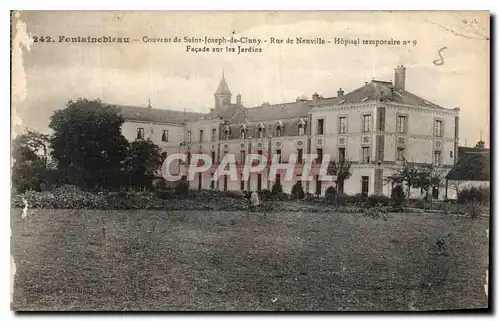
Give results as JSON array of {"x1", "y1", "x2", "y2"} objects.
[
  {"x1": 114, "y1": 105, "x2": 206, "y2": 124},
  {"x1": 312, "y1": 80, "x2": 445, "y2": 109},
  {"x1": 231, "y1": 101, "x2": 310, "y2": 123},
  {"x1": 214, "y1": 74, "x2": 231, "y2": 96},
  {"x1": 458, "y1": 146, "x2": 490, "y2": 158},
  {"x1": 446, "y1": 150, "x2": 490, "y2": 181}
]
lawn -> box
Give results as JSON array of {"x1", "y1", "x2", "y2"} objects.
[{"x1": 11, "y1": 208, "x2": 489, "y2": 311}]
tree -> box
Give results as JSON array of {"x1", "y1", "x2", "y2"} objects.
[
  {"x1": 327, "y1": 159, "x2": 352, "y2": 194},
  {"x1": 48, "y1": 98, "x2": 129, "y2": 189},
  {"x1": 123, "y1": 139, "x2": 162, "y2": 188},
  {"x1": 11, "y1": 130, "x2": 51, "y2": 192},
  {"x1": 385, "y1": 160, "x2": 420, "y2": 198}
]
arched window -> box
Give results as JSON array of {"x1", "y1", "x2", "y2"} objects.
[
  {"x1": 223, "y1": 126, "x2": 230, "y2": 140},
  {"x1": 276, "y1": 126, "x2": 282, "y2": 137},
  {"x1": 298, "y1": 124, "x2": 305, "y2": 136},
  {"x1": 258, "y1": 127, "x2": 264, "y2": 138}
]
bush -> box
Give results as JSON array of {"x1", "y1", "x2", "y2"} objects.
[
  {"x1": 222, "y1": 190, "x2": 245, "y2": 200},
  {"x1": 336, "y1": 193, "x2": 356, "y2": 205},
  {"x1": 12, "y1": 185, "x2": 108, "y2": 209},
  {"x1": 175, "y1": 180, "x2": 190, "y2": 198},
  {"x1": 465, "y1": 202, "x2": 482, "y2": 219},
  {"x1": 367, "y1": 194, "x2": 391, "y2": 207},
  {"x1": 304, "y1": 193, "x2": 316, "y2": 202},
  {"x1": 259, "y1": 189, "x2": 273, "y2": 201},
  {"x1": 457, "y1": 186, "x2": 490, "y2": 204},
  {"x1": 353, "y1": 193, "x2": 368, "y2": 206},
  {"x1": 271, "y1": 182, "x2": 283, "y2": 194},
  {"x1": 291, "y1": 182, "x2": 305, "y2": 200},
  {"x1": 325, "y1": 186, "x2": 337, "y2": 204},
  {"x1": 275, "y1": 192, "x2": 290, "y2": 201}
]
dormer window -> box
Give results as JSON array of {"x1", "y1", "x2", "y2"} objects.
[
  {"x1": 298, "y1": 124, "x2": 305, "y2": 136},
  {"x1": 223, "y1": 125, "x2": 230, "y2": 140},
  {"x1": 276, "y1": 120, "x2": 283, "y2": 137},
  {"x1": 162, "y1": 130, "x2": 169, "y2": 142},
  {"x1": 137, "y1": 128, "x2": 144, "y2": 140},
  {"x1": 257, "y1": 123, "x2": 265, "y2": 138},
  {"x1": 297, "y1": 118, "x2": 306, "y2": 136},
  {"x1": 257, "y1": 127, "x2": 264, "y2": 138}
]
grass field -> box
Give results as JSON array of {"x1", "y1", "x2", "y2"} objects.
[{"x1": 11, "y1": 208, "x2": 489, "y2": 311}]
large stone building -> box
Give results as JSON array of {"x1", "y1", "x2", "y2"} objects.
[{"x1": 117, "y1": 66, "x2": 460, "y2": 198}]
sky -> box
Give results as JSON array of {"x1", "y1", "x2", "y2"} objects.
[{"x1": 12, "y1": 11, "x2": 490, "y2": 147}]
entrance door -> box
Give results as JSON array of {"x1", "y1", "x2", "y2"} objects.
[
  {"x1": 315, "y1": 175, "x2": 321, "y2": 195},
  {"x1": 198, "y1": 172, "x2": 202, "y2": 190},
  {"x1": 361, "y1": 176, "x2": 369, "y2": 196}
]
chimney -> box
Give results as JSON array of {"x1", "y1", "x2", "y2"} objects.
[
  {"x1": 312, "y1": 92, "x2": 320, "y2": 101},
  {"x1": 236, "y1": 93, "x2": 242, "y2": 106},
  {"x1": 394, "y1": 65, "x2": 406, "y2": 91},
  {"x1": 337, "y1": 88, "x2": 344, "y2": 97},
  {"x1": 476, "y1": 140, "x2": 485, "y2": 149}
]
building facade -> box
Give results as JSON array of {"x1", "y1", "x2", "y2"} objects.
[{"x1": 117, "y1": 66, "x2": 460, "y2": 198}]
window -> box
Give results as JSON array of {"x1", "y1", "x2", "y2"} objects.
[
  {"x1": 162, "y1": 130, "x2": 168, "y2": 142},
  {"x1": 362, "y1": 114, "x2": 371, "y2": 132},
  {"x1": 397, "y1": 147, "x2": 405, "y2": 161},
  {"x1": 198, "y1": 172, "x2": 202, "y2": 191},
  {"x1": 361, "y1": 176, "x2": 369, "y2": 196},
  {"x1": 276, "y1": 126, "x2": 282, "y2": 137},
  {"x1": 136, "y1": 128, "x2": 144, "y2": 140},
  {"x1": 241, "y1": 128, "x2": 246, "y2": 139},
  {"x1": 211, "y1": 151, "x2": 216, "y2": 164},
  {"x1": 240, "y1": 174, "x2": 245, "y2": 191},
  {"x1": 316, "y1": 148, "x2": 323, "y2": 164},
  {"x1": 296, "y1": 174, "x2": 302, "y2": 183},
  {"x1": 257, "y1": 174, "x2": 262, "y2": 191},
  {"x1": 258, "y1": 127, "x2": 264, "y2": 138},
  {"x1": 339, "y1": 117, "x2": 347, "y2": 134},
  {"x1": 434, "y1": 150, "x2": 442, "y2": 166},
  {"x1": 338, "y1": 148, "x2": 346, "y2": 163},
  {"x1": 298, "y1": 124, "x2": 305, "y2": 136},
  {"x1": 199, "y1": 130, "x2": 204, "y2": 142},
  {"x1": 275, "y1": 174, "x2": 281, "y2": 185},
  {"x1": 210, "y1": 173, "x2": 215, "y2": 189},
  {"x1": 362, "y1": 147, "x2": 370, "y2": 163},
  {"x1": 212, "y1": 128, "x2": 217, "y2": 141},
  {"x1": 317, "y1": 119, "x2": 324, "y2": 135},
  {"x1": 397, "y1": 115, "x2": 407, "y2": 134},
  {"x1": 240, "y1": 150, "x2": 246, "y2": 165},
  {"x1": 434, "y1": 120, "x2": 443, "y2": 137},
  {"x1": 276, "y1": 149, "x2": 282, "y2": 163},
  {"x1": 297, "y1": 149, "x2": 303, "y2": 163},
  {"x1": 186, "y1": 152, "x2": 191, "y2": 165},
  {"x1": 187, "y1": 131, "x2": 192, "y2": 143},
  {"x1": 223, "y1": 176, "x2": 228, "y2": 191}
]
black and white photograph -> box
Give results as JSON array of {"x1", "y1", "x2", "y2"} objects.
[{"x1": 10, "y1": 10, "x2": 490, "y2": 311}]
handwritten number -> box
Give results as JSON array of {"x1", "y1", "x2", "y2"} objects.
[{"x1": 433, "y1": 47, "x2": 448, "y2": 66}]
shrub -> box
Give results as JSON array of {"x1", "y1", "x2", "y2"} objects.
[
  {"x1": 465, "y1": 202, "x2": 482, "y2": 219},
  {"x1": 222, "y1": 190, "x2": 245, "y2": 200},
  {"x1": 367, "y1": 194, "x2": 391, "y2": 207},
  {"x1": 325, "y1": 186, "x2": 337, "y2": 204},
  {"x1": 174, "y1": 180, "x2": 190, "y2": 198},
  {"x1": 275, "y1": 192, "x2": 290, "y2": 201},
  {"x1": 353, "y1": 193, "x2": 368, "y2": 206},
  {"x1": 304, "y1": 193, "x2": 316, "y2": 202},
  {"x1": 291, "y1": 182, "x2": 305, "y2": 200},
  {"x1": 457, "y1": 186, "x2": 490, "y2": 204},
  {"x1": 259, "y1": 189, "x2": 273, "y2": 201},
  {"x1": 271, "y1": 182, "x2": 283, "y2": 194},
  {"x1": 336, "y1": 193, "x2": 356, "y2": 205}
]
